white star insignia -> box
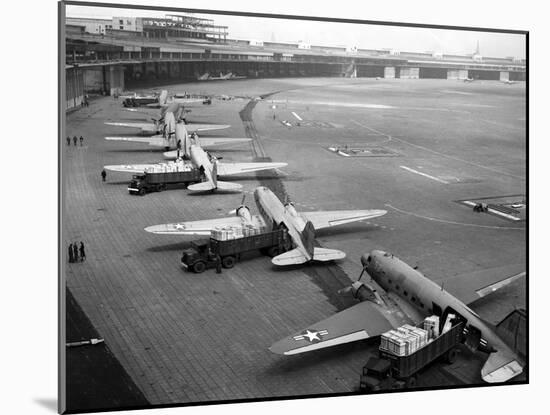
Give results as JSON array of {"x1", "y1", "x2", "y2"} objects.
[
  {"x1": 293, "y1": 329, "x2": 328, "y2": 343},
  {"x1": 174, "y1": 223, "x2": 185, "y2": 230}
]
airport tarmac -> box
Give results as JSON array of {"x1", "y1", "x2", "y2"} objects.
[{"x1": 64, "y1": 77, "x2": 526, "y2": 408}]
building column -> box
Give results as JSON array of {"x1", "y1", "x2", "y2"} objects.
[
  {"x1": 447, "y1": 69, "x2": 459, "y2": 80},
  {"x1": 384, "y1": 66, "x2": 395, "y2": 78},
  {"x1": 400, "y1": 67, "x2": 419, "y2": 79},
  {"x1": 108, "y1": 65, "x2": 125, "y2": 96}
]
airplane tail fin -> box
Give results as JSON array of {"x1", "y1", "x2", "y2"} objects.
[
  {"x1": 158, "y1": 90, "x2": 168, "y2": 105},
  {"x1": 300, "y1": 221, "x2": 316, "y2": 258},
  {"x1": 212, "y1": 160, "x2": 218, "y2": 188}
]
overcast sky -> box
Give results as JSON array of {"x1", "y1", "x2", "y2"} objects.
[{"x1": 67, "y1": 4, "x2": 526, "y2": 58}]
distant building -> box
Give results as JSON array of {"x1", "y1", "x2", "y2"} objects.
[
  {"x1": 249, "y1": 39, "x2": 264, "y2": 47},
  {"x1": 112, "y1": 16, "x2": 143, "y2": 32},
  {"x1": 66, "y1": 17, "x2": 112, "y2": 34}
]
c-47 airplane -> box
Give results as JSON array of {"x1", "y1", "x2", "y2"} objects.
[
  {"x1": 105, "y1": 128, "x2": 288, "y2": 191},
  {"x1": 145, "y1": 186, "x2": 387, "y2": 265},
  {"x1": 105, "y1": 112, "x2": 235, "y2": 150},
  {"x1": 270, "y1": 250, "x2": 525, "y2": 383},
  {"x1": 140, "y1": 90, "x2": 206, "y2": 109}
]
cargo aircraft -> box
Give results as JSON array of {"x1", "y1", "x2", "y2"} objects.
[
  {"x1": 145, "y1": 186, "x2": 387, "y2": 265},
  {"x1": 105, "y1": 122, "x2": 288, "y2": 191},
  {"x1": 196, "y1": 72, "x2": 245, "y2": 81},
  {"x1": 139, "y1": 90, "x2": 207, "y2": 109},
  {"x1": 105, "y1": 111, "x2": 237, "y2": 150},
  {"x1": 270, "y1": 250, "x2": 525, "y2": 383}
]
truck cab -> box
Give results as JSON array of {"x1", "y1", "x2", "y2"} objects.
[
  {"x1": 360, "y1": 357, "x2": 398, "y2": 392},
  {"x1": 128, "y1": 175, "x2": 147, "y2": 195},
  {"x1": 181, "y1": 240, "x2": 217, "y2": 273}
]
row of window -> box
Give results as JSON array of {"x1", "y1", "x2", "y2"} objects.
[{"x1": 386, "y1": 278, "x2": 427, "y2": 310}]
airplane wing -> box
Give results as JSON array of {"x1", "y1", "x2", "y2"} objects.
[
  {"x1": 216, "y1": 162, "x2": 287, "y2": 176},
  {"x1": 433, "y1": 264, "x2": 526, "y2": 306},
  {"x1": 300, "y1": 209, "x2": 387, "y2": 230},
  {"x1": 144, "y1": 216, "x2": 246, "y2": 235},
  {"x1": 104, "y1": 164, "x2": 155, "y2": 174},
  {"x1": 199, "y1": 137, "x2": 252, "y2": 148},
  {"x1": 184, "y1": 124, "x2": 230, "y2": 133},
  {"x1": 481, "y1": 348, "x2": 524, "y2": 383},
  {"x1": 104, "y1": 122, "x2": 156, "y2": 132},
  {"x1": 269, "y1": 298, "x2": 413, "y2": 355},
  {"x1": 105, "y1": 136, "x2": 155, "y2": 144}
]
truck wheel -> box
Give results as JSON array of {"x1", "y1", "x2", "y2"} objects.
[
  {"x1": 445, "y1": 347, "x2": 458, "y2": 364},
  {"x1": 392, "y1": 380, "x2": 405, "y2": 390},
  {"x1": 222, "y1": 256, "x2": 236, "y2": 269},
  {"x1": 267, "y1": 246, "x2": 280, "y2": 257},
  {"x1": 405, "y1": 376, "x2": 417, "y2": 388},
  {"x1": 138, "y1": 188, "x2": 145, "y2": 196},
  {"x1": 193, "y1": 261, "x2": 206, "y2": 273}
]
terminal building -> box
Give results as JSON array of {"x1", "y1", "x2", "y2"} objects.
[{"x1": 64, "y1": 13, "x2": 526, "y2": 109}]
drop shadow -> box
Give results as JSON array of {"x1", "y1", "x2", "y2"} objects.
[{"x1": 33, "y1": 398, "x2": 57, "y2": 412}]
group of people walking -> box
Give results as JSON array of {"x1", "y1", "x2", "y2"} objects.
[
  {"x1": 66, "y1": 135, "x2": 84, "y2": 146},
  {"x1": 68, "y1": 242, "x2": 86, "y2": 263}
]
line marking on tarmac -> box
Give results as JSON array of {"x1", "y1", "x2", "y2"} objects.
[
  {"x1": 361, "y1": 125, "x2": 525, "y2": 181},
  {"x1": 462, "y1": 200, "x2": 521, "y2": 221},
  {"x1": 291, "y1": 111, "x2": 303, "y2": 121},
  {"x1": 385, "y1": 204, "x2": 524, "y2": 230},
  {"x1": 400, "y1": 166, "x2": 449, "y2": 184}
]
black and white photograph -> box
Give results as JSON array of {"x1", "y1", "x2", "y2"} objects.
[{"x1": 58, "y1": 0, "x2": 529, "y2": 413}]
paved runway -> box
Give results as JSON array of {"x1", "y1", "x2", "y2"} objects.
[{"x1": 64, "y1": 77, "x2": 526, "y2": 407}]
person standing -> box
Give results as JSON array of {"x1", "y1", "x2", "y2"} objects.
[
  {"x1": 72, "y1": 242, "x2": 79, "y2": 262},
  {"x1": 79, "y1": 242, "x2": 86, "y2": 261},
  {"x1": 73, "y1": 135, "x2": 78, "y2": 146},
  {"x1": 79, "y1": 136, "x2": 84, "y2": 146},
  {"x1": 66, "y1": 136, "x2": 71, "y2": 146},
  {"x1": 215, "y1": 255, "x2": 222, "y2": 274},
  {"x1": 101, "y1": 169, "x2": 107, "y2": 182},
  {"x1": 68, "y1": 243, "x2": 74, "y2": 263}
]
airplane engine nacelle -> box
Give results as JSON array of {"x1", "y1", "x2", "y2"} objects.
[
  {"x1": 339, "y1": 281, "x2": 376, "y2": 303},
  {"x1": 236, "y1": 206, "x2": 252, "y2": 223}
]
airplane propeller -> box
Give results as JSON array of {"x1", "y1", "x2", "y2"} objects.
[{"x1": 229, "y1": 194, "x2": 247, "y2": 215}]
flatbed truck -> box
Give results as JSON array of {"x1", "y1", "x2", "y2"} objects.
[
  {"x1": 128, "y1": 170, "x2": 203, "y2": 195},
  {"x1": 181, "y1": 228, "x2": 291, "y2": 273},
  {"x1": 359, "y1": 321, "x2": 464, "y2": 391}
]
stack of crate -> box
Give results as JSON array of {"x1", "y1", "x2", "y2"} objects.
[
  {"x1": 380, "y1": 324, "x2": 430, "y2": 356},
  {"x1": 423, "y1": 315, "x2": 440, "y2": 340}
]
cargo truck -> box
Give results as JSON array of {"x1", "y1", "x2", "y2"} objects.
[
  {"x1": 181, "y1": 228, "x2": 291, "y2": 273},
  {"x1": 128, "y1": 169, "x2": 203, "y2": 195},
  {"x1": 359, "y1": 320, "x2": 464, "y2": 391}
]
